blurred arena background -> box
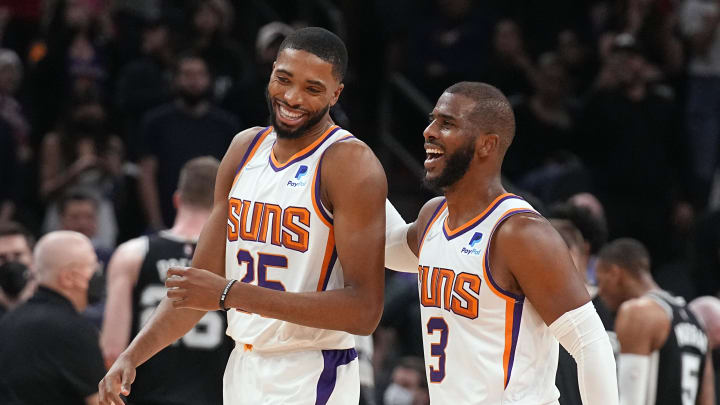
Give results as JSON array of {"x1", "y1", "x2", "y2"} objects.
[{"x1": 1, "y1": 0, "x2": 720, "y2": 404}]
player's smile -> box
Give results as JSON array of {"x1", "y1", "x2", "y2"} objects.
[
  {"x1": 424, "y1": 142, "x2": 445, "y2": 172},
  {"x1": 273, "y1": 99, "x2": 308, "y2": 128}
]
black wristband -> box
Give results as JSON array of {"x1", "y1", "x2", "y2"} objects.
[{"x1": 219, "y1": 279, "x2": 237, "y2": 311}]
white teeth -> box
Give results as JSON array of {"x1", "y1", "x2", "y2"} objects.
[
  {"x1": 278, "y1": 105, "x2": 303, "y2": 120},
  {"x1": 425, "y1": 148, "x2": 444, "y2": 154}
]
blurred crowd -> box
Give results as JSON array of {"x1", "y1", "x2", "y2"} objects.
[{"x1": 2, "y1": 0, "x2": 720, "y2": 404}]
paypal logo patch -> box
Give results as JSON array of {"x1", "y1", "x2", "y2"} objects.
[
  {"x1": 287, "y1": 165, "x2": 309, "y2": 187},
  {"x1": 461, "y1": 232, "x2": 483, "y2": 255}
]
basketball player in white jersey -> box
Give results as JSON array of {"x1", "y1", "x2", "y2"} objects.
[
  {"x1": 384, "y1": 82, "x2": 618, "y2": 404},
  {"x1": 98, "y1": 27, "x2": 387, "y2": 405}
]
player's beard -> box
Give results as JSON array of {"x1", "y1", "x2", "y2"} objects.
[
  {"x1": 423, "y1": 137, "x2": 475, "y2": 193},
  {"x1": 266, "y1": 88, "x2": 330, "y2": 139}
]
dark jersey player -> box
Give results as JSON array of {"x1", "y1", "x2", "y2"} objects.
[
  {"x1": 595, "y1": 238, "x2": 713, "y2": 405},
  {"x1": 101, "y1": 157, "x2": 232, "y2": 404}
]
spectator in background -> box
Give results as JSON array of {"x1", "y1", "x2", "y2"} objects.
[
  {"x1": 186, "y1": 0, "x2": 252, "y2": 102},
  {"x1": 0, "y1": 221, "x2": 35, "y2": 317},
  {"x1": 27, "y1": 0, "x2": 114, "y2": 136},
  {"x1": 0, "y1": 48, "x2": 26, "y2": 222},
  {"x1": 58, "y1": 190, "x2": 113, "y2": 263},
  {"x1": 555, "y1": 30, "x2": 596, "y2": 96},
  {"x1": 138, "y1": 53, "x2": 240, "y2": 230},
  {"x1": 680, "y1": 0, "x2": 720, "y2": 210},
  {"x1": 382, "y1": 357, "x2": 430, "y2": 405},
  {"x1": 115, "y1": 17, "x2": 175, "y2": 161},
  {"x1": 550, "y1": 195, "x2": 609, "y2": 286},
  {"x1": 484, "y1": 19, "x2": 535, "y2": 100},
  {"x1": 0, "y1": 49, "x2": 29, "y2": 160},
  {"x1": 39, "y1": 93, "x2": 123, "y2": 250},
  {"x1": 404, "y1": 0, "x2": 496, "y2": 98},
  {"x1": 581, "y1": 34, "x2": 688, "y2": 266},
  {"x1": 0, "y1": 231, "x2": 105, "y2": 404},
  {"x1": 505, "y1": 52, "x2": 580, "y2": 195},
  {"x1": 0, "y1": 117, "x2": 16, "y2": 222},
  {"x1": 223, "y1": 21, "x2": 294, "y2": 126}
]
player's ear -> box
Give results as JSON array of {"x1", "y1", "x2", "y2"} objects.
[
  {"x1": 330, "y1": 83, "x2": 344, "y2": 107},
  {"x1": 476, "y1": 133, "x2": 499, "y2": 158}
]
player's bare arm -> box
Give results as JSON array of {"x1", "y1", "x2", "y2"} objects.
[
  {"x1": 100, "y1": 237, "x2": 145, "y2": 368},
  {"x1": 493, "y1": 213, "x2": 618, "y2": 405},
  {"x1": 166, "y1": 138, "x2": 387, "y2": 335},
  {"x1": 385, "y1": 196, "x2": 444, "y2": 273},
  {"x1": 614, "y1": 298, "x2": 670, "y2": 405},
  {"x1": 98, "y1": 127, "x2": 261, "y2": 405},
  {"x1": 615, "y1": 298, "x2": 670, "y2": 355},
  {"x1": 492, "y1": 213, "x2": 590, "y2": 323}
]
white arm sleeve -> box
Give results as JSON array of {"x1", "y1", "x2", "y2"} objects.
[
  {"x1": 617, "y1": 353, "x2": 650, "y2": 405},
  {"x1": 384, "y1": 200, "x2": 418, "y2": 273},
  {"x1": 549, "y1": 301, "x2": 619, "y2": 405}
]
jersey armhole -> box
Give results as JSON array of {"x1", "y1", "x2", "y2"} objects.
[
  {"x1": 310, "y1": 134, "x2": 357, "y2": 227},
  {"x1": 482, "y1": 209, "x2": 538, "y2": 302}
]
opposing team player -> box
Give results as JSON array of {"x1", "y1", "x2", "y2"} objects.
[
  {"x1": 98, "y1": 27, "x2": 386, "y2": 405},
  {"x1": 384, "y1": 82, "x2": 618, "y2": 404},
  {"x1": 595, "y1": 238, "x2": 713, "y2": 405},
  {"x1": 100, "y1": 157, "x2": 231, "y2": 404}
]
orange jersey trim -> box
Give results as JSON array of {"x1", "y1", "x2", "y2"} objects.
[
  {"x1": 231, "y1": 127, "x2": 273, "y2": 190},
  {"x1": 269, "y1": 125, "x2": 339, "y2": 169}
]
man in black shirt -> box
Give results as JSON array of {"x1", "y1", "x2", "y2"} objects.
[
  {"x1": 596, "y1": 238, "x2": 712, "y2": 405},
  {"x1": 138, "y1": 53, "x2": 241, "y2": 230},
  {"x1": 102, "y1": 157, "x2": 231, "y2": 404},
  {"x1": 0, "y1": 231, "x2": 105, "y2": 404}
]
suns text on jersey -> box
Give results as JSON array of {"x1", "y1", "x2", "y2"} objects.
[
  {"x1": 418, "y1": 265, "x2": 481, "y2": 319},
  {"x1": 227, "y1": 197, "x2": 310, "y2": 252}
]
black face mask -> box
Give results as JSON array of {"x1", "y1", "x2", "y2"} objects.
[
  {"x1": 0, "y1": 261, "x2": 29, "y2": 299},
  {"x1": 86, "y1": 267, "x2": 104, "y2": 305}
]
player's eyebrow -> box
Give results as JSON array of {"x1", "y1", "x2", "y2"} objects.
[
  {"x1": 276, "y1": 69, "x2": 293, "y2": 76},
  {"x1": 306, "y1": 79, "x2": 326, "y2": 89},
  {"x1": 429, "y1": 112, "x2": 457, "y2": 122}
]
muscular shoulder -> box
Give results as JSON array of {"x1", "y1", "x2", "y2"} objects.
[
  {"x1": 616, "y1": 296, "x2": 671, "y2": 353},
  {"x1": 416, "y1": 197, "x2": 446, "y2": 232},
  {"x1": 322, "y1": 138, "x2": 387, "y2": 191},
  {"x1": 106, "y1": 236, "x2": 149, "y2": 281},
  {"x1": 494, "y1": 212, "x2": 561, "y2": 255},
  {"x1": 112, "y1": 236, "x2": 149, "y2": 262}
]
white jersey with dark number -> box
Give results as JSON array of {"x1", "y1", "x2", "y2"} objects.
[
  {"x1": 224, "y1": 125, "x2": 356, "y2": 353},
  {"x1": 417, "y1": 194, "x2": 561, "y2": 404}
]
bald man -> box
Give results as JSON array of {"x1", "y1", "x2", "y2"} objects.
[
  {"x1": 690, "y1": 296, "x2": 720, "y2": 405},
  {"x1": 0, "y1": 231, "x2": 105, "y2": 405}
]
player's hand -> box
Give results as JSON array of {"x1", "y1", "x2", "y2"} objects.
[
  {"x1": 98, "y1": 354, "x2": 136, "y2": 405},
  {"x1": 165, "y1": 267, "x2": 229, "y2": 311}
]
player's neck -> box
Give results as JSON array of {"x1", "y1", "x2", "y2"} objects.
[
  {"x1": 443, "y1": 174, "x2": 505, "y2": 230},
  {"x1": 629, "y1": 276, "x2": 660, "y2": 299},
  {"x1": 169, "y1": 207, "x2": 211, "y2": 240},
  {"x1": 272, "y1": 118, "x2": 334, "y2": 163}
]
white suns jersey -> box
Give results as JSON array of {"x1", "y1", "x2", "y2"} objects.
[
  {"x1": 224, "y1": 125, "x2": 356, "y2": 353},
  {"x1": 417, "y1": 194, "x2": 561, "y2": 404}
]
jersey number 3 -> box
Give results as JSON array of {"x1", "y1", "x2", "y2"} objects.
[{"x1": 427, "y1": 317, "x2": 449, "y2": 383}]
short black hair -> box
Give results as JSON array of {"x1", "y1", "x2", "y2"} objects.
[
  {"x1": 58, "y1": 189, "x2": 98, "y2": 215},
  {"x1": 443, "y1": 82, "x2": 515, "y2": 153},
  {"x1": 549, "y1": 202, "x2": 608, "y2": 254},
  {"x1": 173, "y1": 51, "x2": 210, "y2": 77},
  {"x1": 598, "y1": 238, "x2": 651, "y2": 278},
  {"x1": 278, "y1": 27, "x2": 348, "y2": 81},
  {"x1": 0, "y1": 221, "x2": 35, "y2": 249}
]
